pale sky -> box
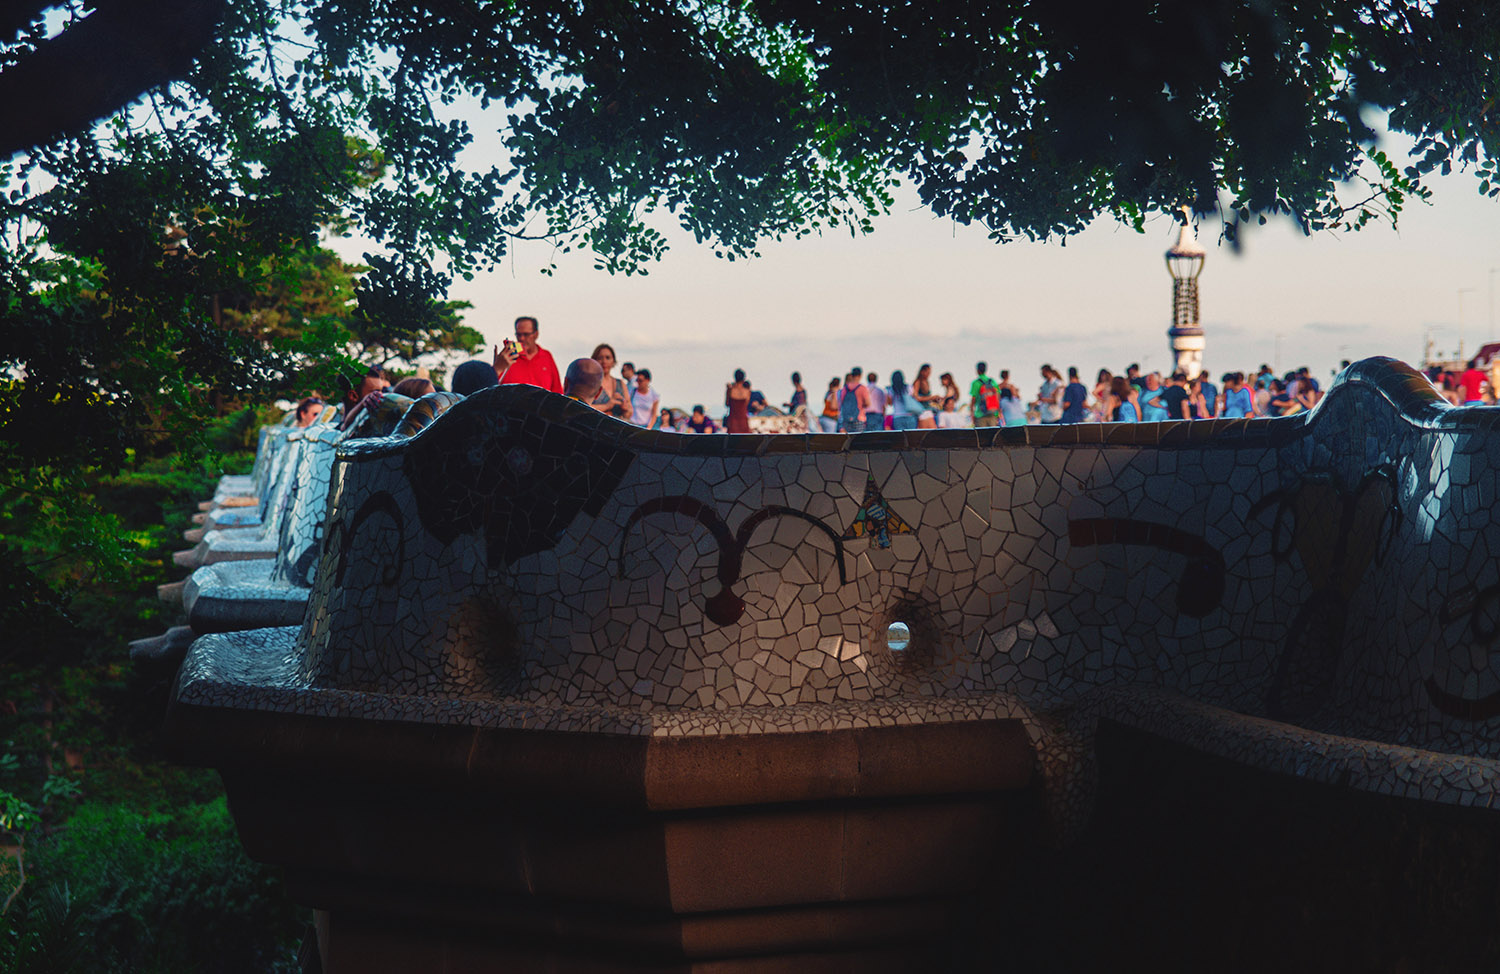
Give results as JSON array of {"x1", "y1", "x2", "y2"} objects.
[{"x1": 346, "y1": 119, "x2": 1500, "y2": 414}]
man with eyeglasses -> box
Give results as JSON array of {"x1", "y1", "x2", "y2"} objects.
[{"x1": 492, "y1": 315, "x2": 563, "y2": 394}]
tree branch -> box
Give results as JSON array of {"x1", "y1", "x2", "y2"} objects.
[{"x1": 0, "y1": 0, "x2": 227, "y2": 158}]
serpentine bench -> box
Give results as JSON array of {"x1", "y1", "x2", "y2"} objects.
[
  {"x1": 182, "y1": 393, "x2": 462, "y2": 633},
  {"x1": 189, "y1": 404, "x2": 341, "y2": 538},
  {"x1": 167, "y1": 358, "x2": 1500, "y2": 971}
]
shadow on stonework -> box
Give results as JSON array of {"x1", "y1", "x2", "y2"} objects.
[
  {"x1": 1251, "y1": 466, "x2": 1401, "y2": 720},
  {"x1": 445, "y1": 592, "x2": 525, "y2": 696}
]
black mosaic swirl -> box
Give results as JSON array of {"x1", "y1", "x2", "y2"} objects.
[{"x1": 402, "y1": 386, "x2": 636, "y2": 567}]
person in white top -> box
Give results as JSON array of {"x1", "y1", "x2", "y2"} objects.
[
  {"x1": 1034, "y1": 365, "x2": 1064, "y2": 423},
  {"x1": 630, "y1": 369, "x2": 661, "y2": 427},
  {"x1": 865, "y1": 372, "x2": 887, "y2": 431}
]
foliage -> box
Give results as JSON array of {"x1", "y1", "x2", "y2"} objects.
[
  {"x1": 0, "y1": 434, "x2": 300, "y2": 972},
  {"x1": 306, "y1": 0, "x2": 1494, "y2": 248},
  {"x1": 2, "y1": 2, "x2": 1495, "y2": 488},
  {"x1": 0, "y1": 444, "x2": 240, "y2": 845},
  {"x1": 10, "y1": 2, "x2": 1497, "y2": 277},
  {"x1": 0, "y1": 881, "x2": 90, "y2": 974},
  {"x1": 0, "y1": 450, "x2": 232, "y2": 674},
  {"x1": 1, "y1": 799, "x2": 302, "y2": 974}
]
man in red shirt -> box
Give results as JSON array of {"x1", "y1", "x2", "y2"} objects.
[
  {"x1": 1461, "y1": 361, "x2": 1487, "y2": 403},
  {"x1": 493, "y1": 315, "x2": 563, "y2": 394}
]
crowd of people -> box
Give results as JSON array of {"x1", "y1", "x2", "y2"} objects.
[
  {"x1": 298, "y1": 315, "x2": 1498, "y2": 436},
  {"x1": 800, "y1": 361, "x2": 1343, "y2": 432}
]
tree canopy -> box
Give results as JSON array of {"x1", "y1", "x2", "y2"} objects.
[
  {"x1": 2, "y1": 0, "x2": 1498, "y2": 462},
  {"x1": 6, "y1": 1, "x2": 1498, "y2": 252}
]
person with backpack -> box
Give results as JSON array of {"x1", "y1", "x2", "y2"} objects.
[
  {"x1": 836, "y1": 371, "x2": 870, "y2": 433},
  {"x1": 969, "y1": 361, "x2": 1002, "y2": 428}
]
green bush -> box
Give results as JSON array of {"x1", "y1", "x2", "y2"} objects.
[{"x1": 4, "y1": 799, "x2": 304, "y2": 973}]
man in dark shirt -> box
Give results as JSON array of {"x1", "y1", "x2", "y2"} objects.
[
  {"x1": 1160, "y1": 371, "x2": 1191, "y2": 419},
  {"x1": 1197, "y1": 370, "x2": 1218, "y2": 418},
  {"x1": 1060, "y1": 366, "x2": 1089, "y2": 423},
  {"x1": 1297, "y1": 366, "x2": 1321, "y2": 396}
]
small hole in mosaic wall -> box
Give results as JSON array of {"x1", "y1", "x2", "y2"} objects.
[{"x1": 879, "y1": 597, "x2": 941, "y2": 674}]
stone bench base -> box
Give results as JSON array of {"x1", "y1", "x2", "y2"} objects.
[{"x1": 166, "y1": 672, "x2": 1034, "y2": 972}]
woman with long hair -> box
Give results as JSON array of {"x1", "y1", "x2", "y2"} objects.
[
  {"x1": 912, "y1": 363, "x2": 938, "y2": 405},
  {"x1": 819, "y1": 377, "x2": 840, "y2": 433},
  {"x1": 939, "y1": 372, "x2": 961, "y2": 410},
  {"x1": 888, "y1": 370, "x2": 922, "y2": 431},
  {"x1": 1109, "y1": 375, "x2": 1140, "y2": 422},
  {"x1": 937, "y1": 372, "x2": 965, "y2": 428},
  {"x1": 591, "y1": 343, "x2": 628, "y2": 418},
  {"x1": 1092, "y1": 369, "x2": 1114, "y2": 422},
  {"x1": 1034, "y1": 365, "x2": 1063, "y2": 423},
  {"x1": 725, "y1": 368, "x2": 752, "y2": 433},
  {"x1": 912, "y1": 363, "x2": 939, "y2": 427}
]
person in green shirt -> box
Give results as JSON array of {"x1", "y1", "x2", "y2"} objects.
[{"x1": 969, "y1": 361, "x2": 1002, "y2": 428}]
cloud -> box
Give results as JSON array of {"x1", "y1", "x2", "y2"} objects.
[{"x1": 1303, "y1": 321, "x2": 1369, "y2": 334}]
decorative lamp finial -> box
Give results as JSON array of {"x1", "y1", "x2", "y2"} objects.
[{"x1": 1164, "y1": 205, "x2": 1206, "y2": 376}]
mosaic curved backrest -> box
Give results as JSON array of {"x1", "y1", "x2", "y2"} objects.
[
  {"x1": 249, "y1": 426, "x2": 294, "y2": 506},
  {"x1": 292, "y1": 359, "x2": 1500, "y2": 756},
  {"x1": 246, "y1": 425, "x2": 276, "y2": 488},
  {"x1": 268, "y1": 394, "x2": 464, "y2": 589},
  {"x1": 236, "y1": 431, "x2": 310, "y2": 545},
  {"x1": 242, "y1": 405, "x2": 339, "y2": 498},
  {"x1": 269, "y1": 425, "x2": 345, "y2": 588},
  {"x1": 340, "y1": 392, "x2": 415, "y2": 441},
  {"x1": 395, "y1": 391, "x2": 464, "y2": 438}
]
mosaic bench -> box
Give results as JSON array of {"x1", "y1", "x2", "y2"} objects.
[
  {"x1": 142, "y1": 429, "x2": 316, "y2": 660},
  {"x1": 168, "y1": 357, "x2": 1500, "y2": 970},
  {"x1": 157, "y1": 412, "x2": 333, "y2": 637},
  {"x1": 202, "y1": 419, "x2": 294, "y2": 512},
  {"x1": 189, "y1": 405, "x2": 341, "y2": 536},
  {"x1": 182, "y1": 424, "x2": 343, "y2": 632},
  {"x1": 181, "y1": 393, "x2": 461, "y2": 634},
  {"x1": 172, "y1": 428, "x2": 308, "y2": 569}
]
